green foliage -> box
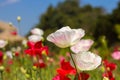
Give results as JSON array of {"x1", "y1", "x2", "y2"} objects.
[{"x1": 114, "y1": 24, "x2": 120, "y2": 39}]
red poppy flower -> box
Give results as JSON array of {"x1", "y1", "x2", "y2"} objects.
[
  {"x1": 0, "y1": 51, "x2": 3, "y2": 64},
  {"x1": 33, "y1": 59, "x2": 46, "y2": 68},
  {"x1": 24, "y1": 41, "x2": 48, "y2": 57},
  {"x1": 7, "y1": 59, "x2": 13, "y2": 65},
  {"x1": 57, "y1": 59, "x2": 76, "y2": 76},
  {"x1": 11, "y1": 31, "x2": 17, "y2": 35},
  {"x1": 103, "y1": 60, "x2": 117, "y2": 71},
  {"x1": 33, "y1": 62, "x2": 46, "y2": 68},
  {"x1": 102, "y1": 71, "x2": 115, "y2": 80},
  {"x1": 15, "y1": 52, "x2": 19, "y2": 57},
  {"x1": 52, "y1": 74, "x2": 71, "y2": 80}
]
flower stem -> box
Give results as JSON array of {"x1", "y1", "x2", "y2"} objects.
[
  {"x1": 0, "y1": 71, "x2": 3, "y2": 80},
  {"x1": 69, "y1": 49, "x2": 81, "y2": 80}
]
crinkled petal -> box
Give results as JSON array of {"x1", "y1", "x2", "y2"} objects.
[
  {"x1": 47, "y1": 26, "x2": 85, "y2": 48},
  {"x1": 70, "y1": 51, "x2": 102, "y2": 71},
  {"x1": 71, "y1": 39, "x2": 94, "y2": 53}
]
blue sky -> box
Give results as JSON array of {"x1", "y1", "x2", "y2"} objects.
[{"x1": 0, "y1": 0, "x2": 119, "y2": 36}]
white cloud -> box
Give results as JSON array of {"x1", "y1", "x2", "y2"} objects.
[{"x1": 0, "y1": 0, "x2": 20, "y2": 7}]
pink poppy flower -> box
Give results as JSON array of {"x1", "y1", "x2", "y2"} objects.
[{"x1": 111, "y1": 51, "x2": 120, "y2": 60}]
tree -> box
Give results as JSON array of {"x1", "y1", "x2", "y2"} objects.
[{"x1": 33, "y1": 0, "x2": 104, "y2": 52}]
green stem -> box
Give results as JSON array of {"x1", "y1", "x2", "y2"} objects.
[
  {"x1": 0, "y1": 71, "x2": 3, "y2": 80},
  {"x1": 69, "y1": 49, "x2": 81, "y2": 80},
  {"x1": 18, "y1": 22, "x2": 21, "y2": 36},
  {"x1": 15, "y1": 68, "x2": 17, "y2": 80}
]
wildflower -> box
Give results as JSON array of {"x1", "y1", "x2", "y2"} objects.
[
  {"x1": 70, "y1": 39, "x2": 94, "y2": 53},
  {"x1": 0, "y1": 40, "x2": 7, "y2": 48},
  {"x1": 7, "y1": 59, "x2": 13, "y2": 65},
  {"x1": 15, "y1": 52, "x2": 19, "y2": 57},
  {"x1": 31, "y1": 28, "x2": 44, "y2": 36},
  {"x1": 24, "y1": 41, "x2": 48, "y2": 57},
  {"x1": 70, "y1": 51, "x2": 101, "y2": 71},
  {"x1": 22, "y1": 39, "x2": 27, "y2": 47},
  {"x1": 33, "y1": 59, "x2": 46, "y2": 68},
  {"x1": 47, "y1": 57, "x2": 54, "y2": 64},
  {"x1": 0, "y1": 66, "x2": 4, "y2": 71},
  {"x1": 0, "y1": 51, "x2": 3, "y2": 63},
  {"x1": 47, "y1": 26, "x2": 85, "y2": 48},
  {"x1": 11, "y1": 31, "x2": 17, "y2": 35},
  {"x1": 57, "y1": 59, "x2": 76, "y2": 76},
  {"x1": 11, "y1": 47, "x2": 16, "y2": 52},
  {"x1": 17, "y1": 16, "x2": 21, "y2": 22},
  {"x1": 111, "y1": 51, "x2": 120, "y2": 60},
  {"x1": 16, "y1": 46, "x2": 22, "y2": 52},
  {"x1": 102, "y1": 60, "x2": 116, "y2": 80},
  {"x1": 103, "y1": 60, "x2": 117, "y2": 71},
  {"x1": 6, "y1": 51, "x2": 13, "y2": 59},
  {"x1": 28, "y1": 35, "x2": 43, "y2": 43},
  {"x1": 103, "y1": 77, "x2": 109, "y2": 80},
  {"x1": 102, "y1": 71, "x2": 115, "y2": 80}
]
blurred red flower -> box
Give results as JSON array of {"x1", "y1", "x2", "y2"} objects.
[
  {"x1": 79, "y1": 72, "x2": 90, "y2": 80},
  {"x1": 33, "y1": 62, "x2": 46, "y2": 68},
  {"x1": 33, "y1": 59, "x2": 46, "y2": 68},
  {"x1": 7, "y1": 59, "x2": 13, "y2": 65},
  {"x1": 102, "y1": 71, "x2": 115, "y2": 80},
  {"x1": 0, "y1": 51, "x2": 3, "y2": 64},
  {"x1": 57, "y1": 59, "x2": 76, "y2": 76},
  {"x1": 24, "y1": 41, "x2": 48, "y2": 57},
  {"x1": 103, "y1": 60, "x2": 117, "y2": 71},
  {"x1": 15, "y1": 52, "x2": 19, "y2": 57},
  {"x1": 102, "y1": 60, "x2": 116, "y2": 80},
  {"x1": 11, "y1": 31, "x2": 17, "y2": 35}
]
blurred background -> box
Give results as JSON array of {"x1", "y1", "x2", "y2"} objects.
[{"x1": 0, "y1": 0, "x2": 120, "y2": 53}]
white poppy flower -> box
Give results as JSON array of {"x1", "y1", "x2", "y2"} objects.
[
  {"x1": 6, "y1": 51, "x2": 13, "y2": 59},
  {"x1": 28, "y1": 35, "x2": 43, "y2": 43},
  {"x1": 16, "y1": 46, "x2": 22, "y2": 52},
  {"x1": 11, "y1": 47, "x2": 16, "y2": 52},
  {"x1": 47, "y1": 26, "x2": 85, "y2": 48},
  {"x1": 22, "y1": 39, "x2": 27, "y2": 46},
  {"x1": 70, "y1": 51, "x2": 101, "y2": 71},
  {"x1": 31, "y1": 28, "x2": 44, "y2": 36},
  {"x1": 70, "y1": 39, "x2": 94, "y2": 53},
  {"x1": 0, "y1": 40, "x2": 7, "y2": 48}
]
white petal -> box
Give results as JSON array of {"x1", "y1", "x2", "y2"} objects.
[
  {"x1": 47, "y1": 26, "x2": 85, "y2": 48},
  {"x1": 70, "y1": 51, "x2": 102, "y2": 71},
  {"x1": 28, "y1": 35, "x2": 43, "y2": 43},
  {"x1": 31, "y1": 28, "x2": 44, "y2": 36},
  {"x1": 57, "y1": 26, "x2": 71, "y2": 32},
  {"x1": 71, "y1": 39, "x2": 94, "y2": 53},
  {"x1": 0, "y1": 40, "x2": 7, "y2": 48},
  {"x1": 6, "y1": 51, "x2": 13, "y2": 59}
]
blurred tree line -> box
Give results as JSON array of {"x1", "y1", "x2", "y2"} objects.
[{"x1": 28, "y1": 0, "x2": 120, "y2": 52}]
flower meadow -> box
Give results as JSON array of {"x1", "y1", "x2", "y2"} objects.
[{"x1": 0, "y1": 25, "x2": 120, "y2": 80}]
